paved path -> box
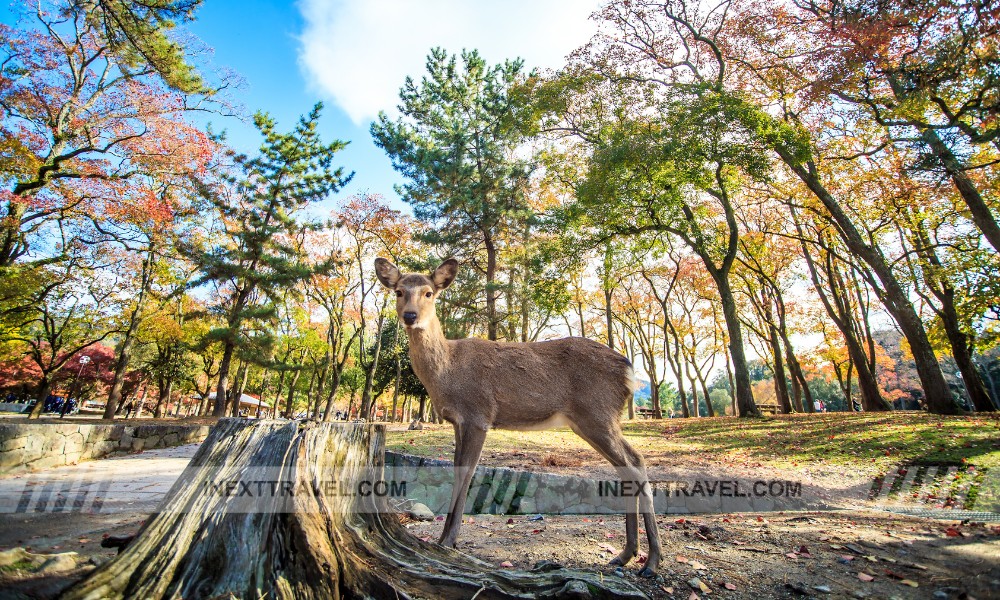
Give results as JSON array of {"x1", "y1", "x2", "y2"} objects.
[
  {"x1": 0, "y1": 444, "x2": 199, "y2": 514},
  {"x1": 0, "y1": 445, "x2": 199, "y2": 555}
]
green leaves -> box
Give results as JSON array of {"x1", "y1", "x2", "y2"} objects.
[
  {"x1": 187, "y1": 104, "x2": 350, "y2": 352},
  {"x1": 83, "y1": 0, "x2": 207, "y2": 93}
]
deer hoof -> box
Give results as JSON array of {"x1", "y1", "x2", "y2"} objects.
[
  {"x1": 608, "y1": 556, "x2": 625, "y2": 567},
  {"x1": 637, "y1": 566, "x2": 657, "y2": 579}
]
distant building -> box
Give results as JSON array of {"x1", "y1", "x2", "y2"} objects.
[{"x1": 201, "y1": 393, "x2": 274, "y2": 418}]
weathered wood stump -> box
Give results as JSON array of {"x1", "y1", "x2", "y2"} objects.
[{"x1": 62, "y1": 419, "x2": 647, "y2": 599}]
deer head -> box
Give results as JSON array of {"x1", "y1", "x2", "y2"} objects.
[{"x1": 374, "y1": 258, "x2": 458, "y2": 329}]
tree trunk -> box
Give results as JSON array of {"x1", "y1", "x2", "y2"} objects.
[
  {"x1": 360, "y1": 318, "x2": 386, "y2": 420},
  {"x1": 62, "y1": 419, "x2": 643, "y2": 600},
  {"x1": 215, "y1": 341, "x2": 236, "y2": 417},
  {"x1": 768, "y1": 325, "x2": 792, "y2": 414},
  {"x1": 783, "y1": 159, "x2": 958, "y2": 414},
  {"x1": 716, "y1": 277, "x2": 759, "y2": 417},
  {"x1": 105, "y1": 249, "x2": 155, "y2": 419},
  {"x1": 322, "y1": 371, "x2": 342, "y2": 422},
  {"x1": 697, "y1": 373, "x2": 714, "y2": 418},
  {"x1": 783, "y1": 337, "x2": 811, "y2": 413},
  {"x1": 939, "y1": 302, "x2": 995, "y2": 412},
  {"x1": 652, "y1": 380, "x2": 663, "y2": 419},
  {"x1": 284, "y1": 368, "x2": 302, "y2": 419},
  {"x1": 105, "y1": 332, "x2": 137, "y2": 420},
  {"x1": 230, "y1": 361, "x2": 250, "y2": 417},
  {"x1": 916, "y1": 120, "x2": 1000, "y2": 255},
  {"x1": 905, "y1": 219, "x2": 995, "y2": 412},
  {"x1": 28, "y1": 376, "x2": 52, "y2": 419},
  {"x1": 484, "y1": 231, "x2": 499, "y2": 341},
  {"x1": 273, "y1": 369, "x2": 288, "y2": 417},
  {"x1": 153, "y1": 378, "x2": 171, "y2": 419}
]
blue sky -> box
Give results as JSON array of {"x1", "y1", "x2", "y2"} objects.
[{"x1": 3, "y1": 1, "x2": 602, "y2": 217}]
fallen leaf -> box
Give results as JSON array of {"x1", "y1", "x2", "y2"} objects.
[
  {"x1": 499, "y1": 561, "x2": 514, "y2": 568},
  {"x1": 724, "y1": 583, "x2": 737, "y2": 590},
  {"x1": 599, "y1": 543, "x2": 619, "y2": 554},
  {"x1": 858, "y1": 572, "x2": 875, "y2": 582},
  {"x1": 78, "y1": 538, "x2": 90, "y2": 544},
  {"x1": 661, "y1": 586, "x2": 674, "y2": 594},
  {"x1": 785, "y1": 552, "x2": 799, "y2": 560},
  {"x1": 676, "y1": 555, "x2": 689, "y2": 563},
  {"x1": 690, "y1": 560, "x2": 708, "y2": 570},
  {"x1": 688, "y1": 593, "x2": 699, "y2": 600},
  {"x1": 944, "y1": 527, "x2": 963, "y2": 537},
  {"x1": 797, "y1": 545, "x2": 812, "y2": 558},
  {"x1": 688, "y1": 577, "x2": 711, "y2": 593},
  {"x1": 899, "y1": 580, "x2": 918, "y2": 588}
]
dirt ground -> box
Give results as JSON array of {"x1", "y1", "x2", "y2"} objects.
[
  {"x1": 1, "y1": 418, "x2": 998, "y2": 599},
  {"x1": 3, "y1": 507, "x2": 995, "y2": 599},
  {"x1": 404, "y1": 510, "x2": 999, "y2": 599}
]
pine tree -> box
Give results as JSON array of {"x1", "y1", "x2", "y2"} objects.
[
  {"x1": 188, "y1": 104, "x2": 351, "y2": 417},
  {"x1": 371, "y1": 48, "x2": 535, "y2": 340}
]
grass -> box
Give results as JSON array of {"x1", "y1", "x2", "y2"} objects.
[{"x1": 385, "y1": 412, "x2": 1000, "y2": 472}]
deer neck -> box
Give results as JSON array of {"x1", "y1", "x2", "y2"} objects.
[{"x1": 406, "y1": 315, "x2": 451, "y2": 387}]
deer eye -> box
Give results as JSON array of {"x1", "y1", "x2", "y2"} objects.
[
  {"x1": 425, "y1": 291, "x2": 432, "y2": 298},
  {"x1": 395, "y1": 290, "x2": 403, "y2": 298}
]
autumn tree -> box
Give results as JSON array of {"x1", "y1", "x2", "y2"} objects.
[
  {"x1": 585, "y1": 0, "x2": 960, "y2": 414},
  {"x1": 0, "y1": 1, "x2": 218, "y2": 270},
  {"x1": 790, "y1": 0, "x2": 1000, "y2": 254},
  {"x1": 10, "y1": 256, "x2": 119, "y2": 418},
  {"x1": 337, "y1": 194, "x2": 413, "y2": 421}
]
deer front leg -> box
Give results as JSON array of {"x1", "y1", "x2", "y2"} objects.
[{"x1": 439, "y1": 422, "x2": 487, "y2": 548}]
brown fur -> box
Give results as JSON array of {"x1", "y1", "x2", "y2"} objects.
[{"x1": 374, "y1": 257, "x2": 662, "y2": 576}]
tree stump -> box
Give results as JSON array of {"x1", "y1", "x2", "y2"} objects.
[{"x1": 63, "y1": 419, "x2": 647, "y2": 599}]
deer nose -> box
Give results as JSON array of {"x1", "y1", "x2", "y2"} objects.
[{"x1": 402, "y1": 312, "x2": 417, "y2": 325}]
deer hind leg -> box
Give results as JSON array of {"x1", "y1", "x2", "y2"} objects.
[
  {"x1": 621, "y1": 439, "x2": 662, "y2": 577},
  {"x1": 439, "y1": 421, "x2": 488, "y2": 548},
  {"x1": 571, "y1": 422, "x2": 660, "y2": 577}
]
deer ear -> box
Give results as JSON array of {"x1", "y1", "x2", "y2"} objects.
[
  {"x1": 374, "y1": 258, "x2": 401, "y2": 289},
  {"x1": 431, "y1": 258, "x2": 459, "y2": 290}
]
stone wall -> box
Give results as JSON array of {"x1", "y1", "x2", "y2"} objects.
[
  {"x1": 0, "y1": 423, "x2": 211, "y2": 475},
  {"x1": 384, "y1": 451, "x2": 611, "y2": 516}
]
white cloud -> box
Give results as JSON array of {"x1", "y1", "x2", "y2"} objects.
[{"x1": 297, "y1": 0, "x2": 601, "y2": 125}]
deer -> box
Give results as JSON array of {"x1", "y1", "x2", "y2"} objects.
[{"x1": 374, "y1": 257, "x2": 662, "y2": 577}]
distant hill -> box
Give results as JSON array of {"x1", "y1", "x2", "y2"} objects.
[{"x1": 634, "y1": 379, "x2": 652, "y2": 407}]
